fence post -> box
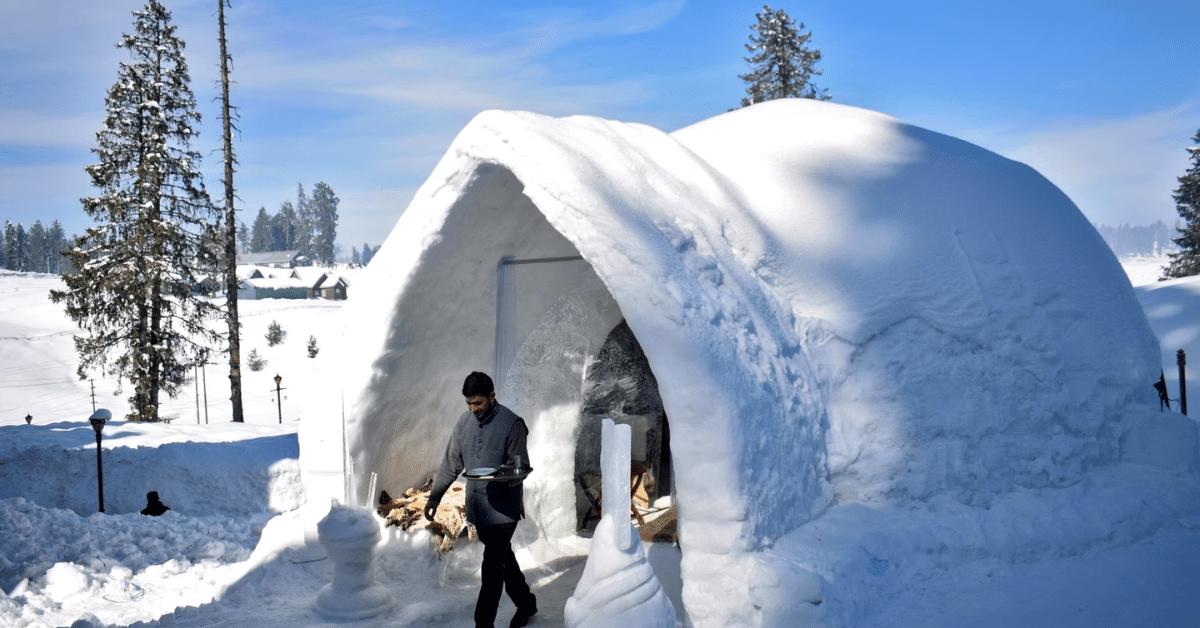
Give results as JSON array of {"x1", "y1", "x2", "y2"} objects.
[{"x1": 1178, "y1": 349, "x2": 1188, "y2": 416}]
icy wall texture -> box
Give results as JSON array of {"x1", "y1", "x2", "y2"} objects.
[{"x1": 673, "y1": 100, "x2": 1160, "y2": 504}]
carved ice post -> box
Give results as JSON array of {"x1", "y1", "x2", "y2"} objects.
[
  {"x1": 603, "y1": 417, "x2": 633, "y2": 551},
  {"x1": 313, "y1": 500, "x2": 395, "y2": 621},
  {"x1": 564, "y1": 418, "x2": 677, "y2": 628}
]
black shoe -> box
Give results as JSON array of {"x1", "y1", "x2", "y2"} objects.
[{"x1": 509, "y1": 597, "x2": 537, "y2": 628}]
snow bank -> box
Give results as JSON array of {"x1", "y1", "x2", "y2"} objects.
[
  {"x1": 0, "y1": 422, "x2": 303, "y2": 517},
  {"x1": 0, "y1": 496, "x2": 267, "y2": 627},
  {"x1": 330, "y1": 99, "x2": 1182, "y2": 627}
]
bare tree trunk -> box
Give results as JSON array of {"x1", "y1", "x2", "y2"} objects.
[{"x1": 219, "y1": 0, "x2": 244, "y2": 423}]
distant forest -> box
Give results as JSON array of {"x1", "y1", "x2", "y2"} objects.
[{"x1": 1094, "y1": 220, "x2": 1178, "y2": 258}]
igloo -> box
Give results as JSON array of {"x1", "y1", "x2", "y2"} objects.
[{"x1": 330, "y1": 99, "x2": 1164, "y2": 627}]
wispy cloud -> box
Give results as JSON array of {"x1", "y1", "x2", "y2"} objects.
[
  {"x1": 911, "y1": 101, "x2": 1200, "y2": 227},
  {"x1": 228, "y1": 1, "x2": 682, "y2": 117},
  {"x1": 0, "y1": 111, "x2": 101, "y2": 147},
  {"x1": 998, "y1": 102, "x2": 1200, "y2": 226}
]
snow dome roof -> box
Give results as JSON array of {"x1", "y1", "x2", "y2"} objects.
[{"x1": 331, "y1": 99, "x2": 1160, "y2": 625}]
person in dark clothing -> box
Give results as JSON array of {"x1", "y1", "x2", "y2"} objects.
[
  {"x1": 141, "y1": 491, "x2": 170, "y2": 516},
  {"x1": 425, "y1": 372, "x2": 538, "y2": 628}
]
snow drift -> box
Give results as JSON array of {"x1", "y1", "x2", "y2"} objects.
[{"x1": 332, "y1": 99, "x2": 1176, "y2": 627}]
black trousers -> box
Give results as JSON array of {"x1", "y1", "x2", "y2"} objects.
[{"x1": 474, "y1": 521, "x2": 533, "y2": 628}]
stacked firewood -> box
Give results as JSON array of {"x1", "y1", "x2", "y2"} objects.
[{"x1": 376, "y1": 479, "x2": 476, "y2": 554}]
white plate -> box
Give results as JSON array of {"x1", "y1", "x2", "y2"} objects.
[{"x1": 467, "y1": 467, "x2": 497, "y2": 476}]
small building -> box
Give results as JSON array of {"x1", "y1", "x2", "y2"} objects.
[
  {"x1": 236, "y1": 250, "x2": 308, "y2": 269},
  {"x1": 285, "y1": 268, "x2": 351, "y2": 300},
  {"x1": 237, "y1": 277, "x2": 311, "y2": 300},
  {"x1": 314, "y1": 274, "x2": 349, "y2": 300},
  {"x1": 192, "y1": 275, "x2": 221, "y2": 296},
  {"x1": 236, "y1": 279, "x2": 257, "y2": 301},
  {"x1": 237, "y1": 266, "x2": 266, "y2": 280}
]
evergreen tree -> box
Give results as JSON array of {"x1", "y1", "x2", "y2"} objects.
[
  {"x1": 265, "y1": 320, "x2": 284, "y2": 346},
  {"x1": 27, "y1": 221, "x2": 47, "y2": 273},
  {"x1": 739, "y1": 5, "x2": 829, "y2": 108},
  {"x1": 294, "y1": 184, "x2": 314, "y2": 257},
  {"x1": 249, "y1": 206, "x2": 272, "y2": 252},
  {"x1": 47, "y1": 221, "x2": 66, "y2": 274},
  {"x1": 351, "y1": 246, "x2": 361, "y2": 267},
  {"x1": 3, "y1": 221, "x2": 15, "y2": 270},
  {"x1": 310, "y1": 181, "x2": 339, "y2": 266},
  {"x1": 268, "y1": 215, "x2": 286, "y2": 251},
  {"x1": 361, "y1": 242, "x2": 377, "y2": 266},
  {"x1": 275, "y1": 199, "x2": 299, "y2": 250},
  {"x1": 0, "y1": 222, "x2": 7, "y2": 270},
  {"x1": 14, "y1": 223, "x2": 29, "y2": 271},
  {"x1": 59, "y1": 232, "x2": 81, "y2": 276},
  {"x1": 246, "y1": 347, "x2": 266, "y2": 371},
  {"x1": 50, "y1": 0, "x2": 221, "y2": 421},
  {"x1": 1163, "y1": 128, "x2": 1200, "y2": 279},
  {"x1": 237, "y1": 221, "x2": 250, "y2": 254}
]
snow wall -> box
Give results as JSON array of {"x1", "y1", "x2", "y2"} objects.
[{"x1": 335, "y1": 99, "x2": 1163, "y2": 627}]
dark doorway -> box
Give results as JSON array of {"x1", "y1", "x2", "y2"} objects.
[{"x1": 575, "y1": 320, "x2": 672, "y2": 533}]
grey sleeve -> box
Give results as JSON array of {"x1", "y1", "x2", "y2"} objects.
[
  {"x1": 506, "y1": 418, "x2": 530, "y2": 470},
  {"x1": 428, "y1": 418, "x2": 464, "y2": 504}
]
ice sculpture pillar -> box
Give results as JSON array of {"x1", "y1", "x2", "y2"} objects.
[
  {"x1": 313, "y1": 500, "x2": 396, "y2": 620},
  {"x1": 564, "y1": 419, "x2": 677, "y2": 628}
]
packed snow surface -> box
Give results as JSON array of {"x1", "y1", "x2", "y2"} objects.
[{"x1": 1, "y1": 102, "x2": 1198, "y2": 627}]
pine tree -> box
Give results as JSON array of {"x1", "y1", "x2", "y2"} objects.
[
  {"x1": 247, "y1": 348, "x2": 266, "y2": 371},
  {"x1": 47, "y1": 221, "x2": 66, "y2": 274},
  {"x1": 265, "y1": 319, "x2": 284, "y2": 346},
  {"x1": 739, "y1": 5, "x2": 830, "y2": 108},
  {"x1": 310, "y1": 181, "x2": 339, "y2": 266},
  {"x1": 295, "y1": 184, "x2": 314, "y2": 259},
  {"x1": 1163, "y1": 128, "x2": 1200, "y2": 280},
  {"x1": 362, "y1": 242, "x2": 377, "y2": 265},
  {"x1": 275, "y1": 199, "x2": 299, "y2": 250},
  {"x1": 250, "y1": 207, "x2": 272, "y2": 252},
  {"x1": 306, "y1": 335, "x2": 319, "y2": 358},
  {"x1": 237, "y1": 221, "x2": 250, "y2": 254},
  {"x1": 50, "y1": 0, "x2": 222, "y2": 421},
  {"x1": 3, "y1": 221, "x2": 15, "y2": 270},
  {"x1": 27, "y1": 221, "x2": 47, "y2": 273},
  {"x1": 15, "y1": 224, "x2": 29, "y2": 272}
]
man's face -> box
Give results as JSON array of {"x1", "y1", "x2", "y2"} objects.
[{"x1": 465, "y1": 392, "x2": 496, "y2": 420}]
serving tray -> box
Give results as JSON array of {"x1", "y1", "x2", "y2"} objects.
[{"x1": 463, "y1": 466, "x2": 533, "y2": 482}]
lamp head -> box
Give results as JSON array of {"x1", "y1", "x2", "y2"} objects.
[
  {"x1": 274, "y1": 373, "x2": 282, "y2": 387},
  {"x1": 89, "y1": 409, "x2": 112, "y2": 435},
  {"x1": 25, "y1": 414, "x2": 32, "y2": 425}
]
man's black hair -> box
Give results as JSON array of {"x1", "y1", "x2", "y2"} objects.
[{"x1": 462, "y1": 371, "x2": 494, "y2": 397}]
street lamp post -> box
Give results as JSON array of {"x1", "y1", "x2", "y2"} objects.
[
  {"x1": 89, "y1": 409, "x2": 111, "y2": 513},
  {"x1": 273, "y1": 374, "x2": 285, "y2": 424}
]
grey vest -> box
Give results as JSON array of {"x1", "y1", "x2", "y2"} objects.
[{"x1": 429, "y1": 403, "x2": 529, "y2": 526}]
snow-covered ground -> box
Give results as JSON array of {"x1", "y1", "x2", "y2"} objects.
[{"x1": 0, "y1": 250, "x2": 1196, "y2": 628}]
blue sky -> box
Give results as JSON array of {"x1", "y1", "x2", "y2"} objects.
[{"x1": 2, "y1": 0, "x2": 1198, "y2": 256}]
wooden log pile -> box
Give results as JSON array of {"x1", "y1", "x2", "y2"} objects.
[{"x1": 376, "y1": 479, "x2": 476, "y2": 555}]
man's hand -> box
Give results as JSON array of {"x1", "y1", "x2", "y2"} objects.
[{"x1": 424, "y1": 501, "x2": 439, "y2": 522}]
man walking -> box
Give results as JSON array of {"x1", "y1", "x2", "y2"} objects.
[{"x1": 425, "y1": 371, "x2": 538, "y2": 628}]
